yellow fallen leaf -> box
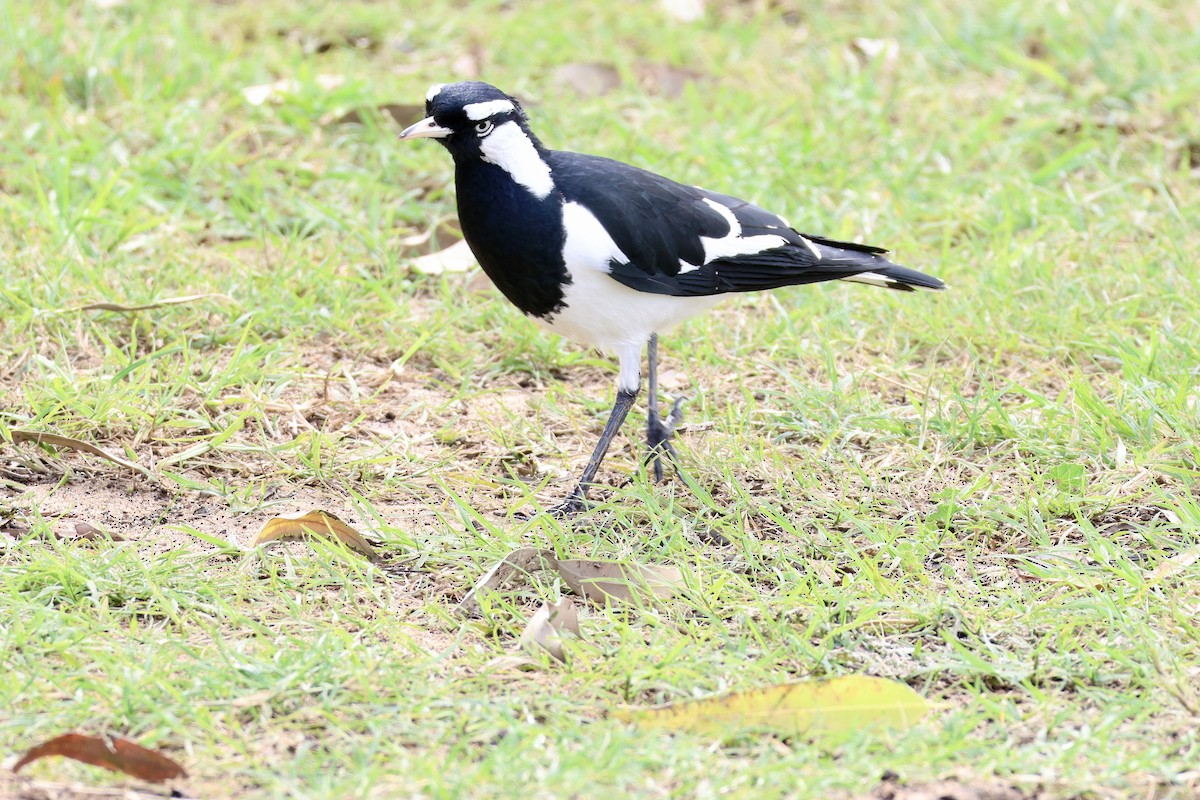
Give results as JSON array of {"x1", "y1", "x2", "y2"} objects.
[
  {"x1": 252, "y1": 509, "x2": 378, "y2": 561},
  {"x1": 517, "y1": 597, "x2": 580, "y2": 663},
  {"x1": 613, "y1": 675, "x2": 928, "y2": 738}
]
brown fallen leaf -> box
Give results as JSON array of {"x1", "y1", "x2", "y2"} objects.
[
  {"x1": 853, "y1": 776, "x2": 1025, "y2": 800},
  {"x1": 1150, "y1": 544, "x2": 1200, "y2": 580},
  {"x1": 12, "y1": 733, "x2": 187, "y2": 782},
  {"x1": 252, "y1": 509, "x2": 379, "y2": 561},
  {"x1": 8, "y1": 429, "x2": 151, "y2": 476},
  {"x1": 614, "y1": 675, "x2": 928, "y2": 738},
  {"x1": 517, "y1": 597, "x2": 581, "y2": 663},
  {"x1": 458, "y1": 547, "x2": 557, "y2": 615},
  {"x1": 73, "y1": 293, "x2": 230, "y2": 313},
  {"x1": 552, "y1": 62, "x2": 622, "y2": 97},
  {"x1": 555, "y1": 559, "x2": 681, "y2": 605},
  {"x1": 457, "y1": 548, "x2": 680, "y2": 615},
  {"x1": 330, "y1": 103, "x2": 425, "y2": 127},
  {"x1": 452, "y1": 50, "x2": 482, "y2": 79},
  {"x1": 635, "y1": 62, "x2": 703, "y2": 99},
  {"x1": 70, "y1": 521, "x2": 125, "y2": 543},
  {"x1": 550, "y1": 61, "x2": 702, "y2": 100}
]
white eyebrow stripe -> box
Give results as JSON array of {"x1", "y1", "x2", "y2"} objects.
[
  {"x1": 425, "y1": 83, "x2": 445, "y2": 102},
  {"x1": 463, "y1": 99, "x2": 516, "y2": 120}
]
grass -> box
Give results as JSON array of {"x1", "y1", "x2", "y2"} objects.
[{"x1": 2, "y1": 0, "x2": 1199, "y2": 797}]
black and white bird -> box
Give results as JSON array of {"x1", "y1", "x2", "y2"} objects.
[{"x1": 401, "y1": 81, "x2": 943, "y2": 514}]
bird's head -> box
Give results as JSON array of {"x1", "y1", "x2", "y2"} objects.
[{"x1": 399, "y1": 81, "x2": 541, "y2": 159}]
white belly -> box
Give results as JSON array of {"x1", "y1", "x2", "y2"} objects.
[
  {"x1": 540, "y1": 267, "x2": 721, "y2": 353},
  {"x1": 544, "y1": 200, "x2": 721, "y2": 354}
]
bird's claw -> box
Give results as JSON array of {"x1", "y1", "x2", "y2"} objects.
[
  {"x1": 647, "y1": 395, "x2": 687, "y2": 484},
  {"x1": 664, "y1": 395, "x2": 687, "y2": 431},
  {"x1": 515, "y1": 490, "x2": 591, "y2": 520}
]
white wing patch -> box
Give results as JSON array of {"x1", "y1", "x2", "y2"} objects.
[
  {"x1": 561, "y1": 202, "x2": 629, "y2": 272},
  {"x1": 463, "y1": 99, "x2": 516, "y2": 120},
  {"x1": 549, "y1": 201, "x2": 721, "y2": 388},
  {"x1": 801, "y1": 236, "x2": 823, "y2": 260},
  {"x1": 698, "y1": 198, "x2": 787, "y2": 263},
  {"x1": 479, "y1": 122, "x2": 554, "y2": 199}
]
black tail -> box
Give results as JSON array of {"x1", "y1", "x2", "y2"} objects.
[{"x1": 803, "y1": 233, "x2": 945, "y2": 292}]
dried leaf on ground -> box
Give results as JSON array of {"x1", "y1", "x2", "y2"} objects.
[
  {"x1": 410, "y1": 239, "x2": 477, "y2": 275},
  {"x1": 635, "y1": 62, "x2": 702, "y2": 99},
  {"x1": 73, "y1": 293, "x2": 230, "y2": 313},
  {"x1": 1149, "y1": 544, "x2": 1200, "y2": 580},
  {"x1": 613, "y1": 675, "x2": 928, "y2": 738},
  {"x1": 330, "y1": 103, "x2": 425, "y2": 127},
  {"x1": 555, "y1": 559, "x2": 681, "y2": 605},
  {"x1": 458, "y1": 547, "x2": 557, "y2": 615},
  {"x1": 12, "y1": 733, "x2": 187, "y2": 782},
  {"x1": 551, "y1": 61, "x2": 702, "y2": 99},
  {"x1": 8, "y1": 429, "x2": 151, "y2": 476},
  {"x1": 252, "y1": 509, "x2": 379, "y2": 561},
  {"x1": 70, "y1": 522, "x2": 125, "y2": 543},
  {"x1": 457, "y1": 548, "x2": 680, "y2": 615},
  {"x1": 551, "y1": 63, "x2": 621, "y2": 97},
  {"x1": 854, "y1": 776, "x2": 1027, "y2": 800},
  {"x1": 517, "y1": 597, "x2": 580, "y2": 663}
]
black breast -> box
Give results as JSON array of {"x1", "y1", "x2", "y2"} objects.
[{"x1": 455, "y1": 160, "x2": 568, "y2": 318}]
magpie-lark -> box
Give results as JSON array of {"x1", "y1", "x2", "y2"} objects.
[{"x1": 401, "y1": 81, "x2": 944, "y2": 514}]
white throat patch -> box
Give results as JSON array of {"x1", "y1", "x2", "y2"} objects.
[{"x1": 479, "y1": 121, "x2": 554, "y2": 200}]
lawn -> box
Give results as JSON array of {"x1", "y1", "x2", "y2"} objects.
[{"x1": 2, "y1": 0, "x2": 1199, "y2": 798}]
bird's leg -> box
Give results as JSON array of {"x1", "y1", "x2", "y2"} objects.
[
  {"x1": 546, "y1": 386, "x2": 639, "y2": 516},
  {"x1": 645, "y1": 334, "x2": 687, "y2": 483}
]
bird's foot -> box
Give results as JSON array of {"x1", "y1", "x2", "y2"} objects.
[
  {"x1": 515, "y1": 487, "x2": 592, "y2": 520},
  {"x1": 646, "y1": 395, "x2": 687, "y2": 483}
]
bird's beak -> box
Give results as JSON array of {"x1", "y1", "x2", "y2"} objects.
[{"x1": 399, "y1": 116, "x2": 452, "y2": 140}]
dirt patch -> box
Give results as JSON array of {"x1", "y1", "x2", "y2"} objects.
[
  {"x1": 855, "y1": 776, "x2": 1030, "y2": 800},
  {"x1": 0, "y1": 772, "x2": 180, "y2": 800}
]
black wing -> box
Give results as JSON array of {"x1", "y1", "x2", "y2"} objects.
[{"x1": 546, "y1": 150, "x2": 942, "y2": 296}]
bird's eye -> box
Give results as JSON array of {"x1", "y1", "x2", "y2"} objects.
[{"x1": 474, "y1": 120, "x2": 494, "y2": 136}]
